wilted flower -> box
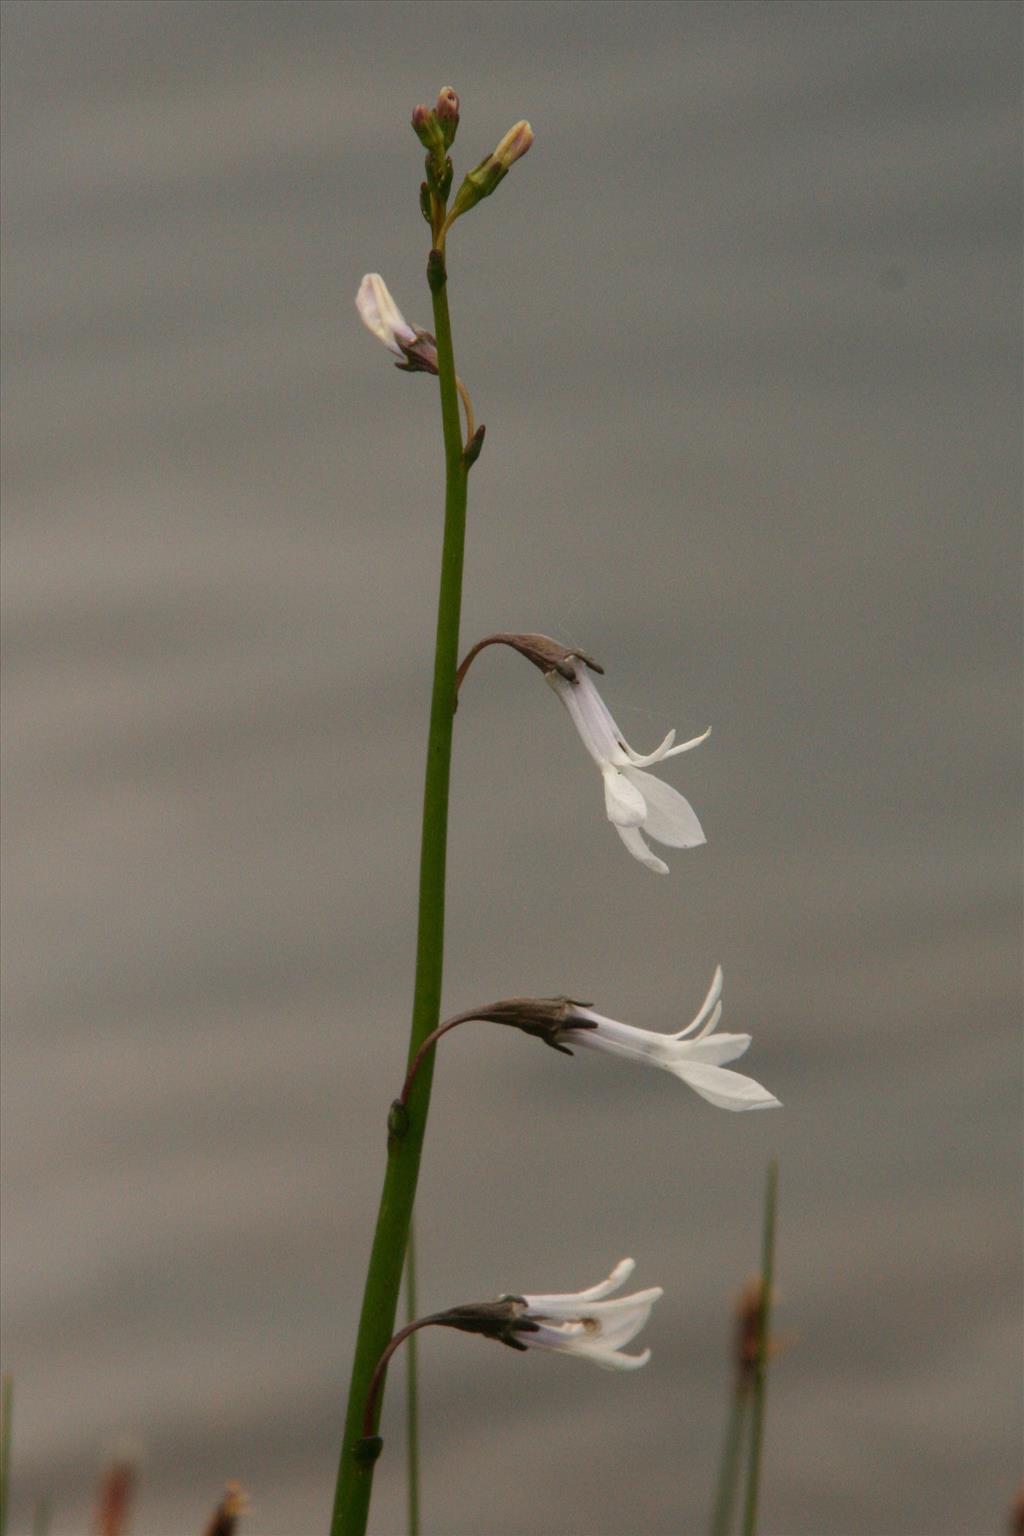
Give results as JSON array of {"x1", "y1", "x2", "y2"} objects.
[
  {"x1": 564, "y1": 967, "x2": 780, "y2": 1112},
  {"x1": 355, "y1": 273, "x2": 439, "y2": 374},
  {"x1": 546, "y1": 658, "x2": 709, "y2": 873}
]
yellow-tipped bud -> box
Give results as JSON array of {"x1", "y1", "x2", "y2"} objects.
[
  {"x1": 493, "y1": 119, "x2": 533, "y2": 169},
  {"x1": 447, "y1": 119, "x2": 534, "y2": 224}
]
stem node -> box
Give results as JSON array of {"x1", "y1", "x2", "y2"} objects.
[
  {"x1": 387, "y1": 1099, "x2": 411, "y2": 1142},
  {"x1": 463, "y1": 423, "x2": 486, "y2": 469},
  {"x1": 353, "y1": 1437, "x2": 383, "y2": 1467}
]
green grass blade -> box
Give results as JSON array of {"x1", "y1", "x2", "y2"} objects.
[{"x1": 741, "y1": 1161, "x2": 778, "y2": 1536}]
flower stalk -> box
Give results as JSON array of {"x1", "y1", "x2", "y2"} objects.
[{"x1": 330, "y1": 229, "x2": 472, "y2": 1536}]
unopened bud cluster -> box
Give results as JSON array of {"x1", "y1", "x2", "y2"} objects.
[{"x1": 410, "y1": 86, "x2": 533, "y2": 243}]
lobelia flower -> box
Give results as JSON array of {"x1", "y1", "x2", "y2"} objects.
[
  {"x1": 432, "y1": 1259, "x2": 661, "y2": 1370},
  {"x1": 453, "y1": 633, "x2": 708, "y2": 873},
  {"x1": 360, "y1": 1260, "x2": 662, "y2": 1452},
  {"x1": 545, "y1": 656, "x2": 710, "y2": 874},
  {"x1": 563, "y1": 966, "x2": 781, "y2": 1112},
  {"x1": 395, "y1": 972, "x2": 777, "y2": 1116},
  {"x1": 507, "y1": 1256, "x2": 662, "y2": 1371},
  {"x1": 355, "y1": 273, "x2": 439, "y2": 374}
]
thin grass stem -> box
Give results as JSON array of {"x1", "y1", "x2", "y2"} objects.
[
  {"x1": 740, "y1": 1161, "x2": 778, "y2": 1536},
  {"x1": 710, "y1": 1384, "x2": 749, "y2": 1536},
  {"x1": 0, "y1": 1375, "x2": 12, "y2": 1536}
]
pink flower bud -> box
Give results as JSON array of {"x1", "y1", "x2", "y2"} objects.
[{"x1": 493, "y1": 119, "x2": 533, "y2": 170}]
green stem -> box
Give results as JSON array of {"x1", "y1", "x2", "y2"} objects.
[
  {"x1": 710, "y1": 1384, "x2": 749, "y2": 1536},
  {"x1": 0, "y1": 1374, "x2": 12, "y2": 1536},
  {"x1": 405, "y1": 1222, "x2": 420, "y2": 1536},
  {"x1": 741, "y1": 1161, "x2": 778, "y2": 1536},
  {"x1": 329, "y1": 249, "x2": 469, "y2": 1536}
]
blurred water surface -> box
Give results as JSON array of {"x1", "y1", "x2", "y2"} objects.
[{"x1": 2, "y1": 3, "x2": 1021, "y2": 1532}]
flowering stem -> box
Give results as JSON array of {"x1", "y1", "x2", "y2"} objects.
[
  {"x1": 329, "y1": 247, "x2": 470, "y2": 1536},
  {"x1": 740, "y1": 1161, "x2": 778, "y2": 1536}
]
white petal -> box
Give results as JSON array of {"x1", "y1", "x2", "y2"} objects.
[
  {"x1": 658, "y1": 725, "x2": 712, "y2": 759},
  {"x1": 578, "y1": 674, "x2": 632, "y2": 763},
  {"x1": 614, "y1": 823, "x2": 669, "y2": 874},
  {"x1": 355, "y1": 273, "x2": 416, "y2": 355},
  {"x1": 523, "y1": 1258, "x2": 635, "y2": 1311},
  {"x1": 620, "y1": 729, "x2": 676, "y2": 767},
  {"x1": 622, "y1": 767, "x2": 705, "y2": 848},
  {"x1": 673, "y1": 1032, "x2": 752, "y2": 1067},
  {"x1": 668, "y1": 1060, "x2": 781, "y2": 1111},
  {"x1": 622, "y1": 725, "x2": 711, "y2": 766},
  {"x1": 586, "y1": 1291, "x2": 663, "y2": 1349},
  {"x1": 574, "y1": 1015, "x2": 675, "y2": 1061},
  {"x1": 523, "y1": 1321, "x2": 589, "y2": 1347},
  {"x1": 569, "y1": 1031, "x2": 660, "y2": 1069},
  {"x1": 675, "y1": 999, "x2": 722, "y2": 1042},
  {"x1": 547, "y1": 671, "x2": 623, "y2": 765},
  {"x1": 603, "y1": 767, "x2": 647, "y2": 827},
  {"x1": 578, "y1": 1346, "x2": 652, "y2": 1371},
  {"x1": 674, "y1": 966, "x2": 724, "y2": 1039}
]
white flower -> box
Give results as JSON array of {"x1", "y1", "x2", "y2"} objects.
[
  {"x1": 355, "y1": 273, "x2": 438, "y2": 373},
  {"x1": 564, "y1": 967, "x2": 781, "y2": 1112},
  {"x1": 546, "y1": 664, "x2": 709, "y2": 873},
  {"x1": 511, "y1": 1258, "x2": 662, "y2": 1371}
]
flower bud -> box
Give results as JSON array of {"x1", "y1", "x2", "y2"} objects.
[
  {"x1": 493, "y1": 119, "x2": 533, "y2": 170},
  {"x1": 411, "y1": 103, "x2": 439, "y2": 149},
  {"x1": 447, "y1": 119, "x2": 534, "y2": 223},
  {"x1": 435, "y1": 86, "x2": 460, "y2": 147}
]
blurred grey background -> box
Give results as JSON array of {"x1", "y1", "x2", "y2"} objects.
[{"x1": 2, "y1": 2, "x2": 1020, "y2": 1533}]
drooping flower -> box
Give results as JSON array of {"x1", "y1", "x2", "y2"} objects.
[
  {"x1": 428, "y1": 1259, "x2": 661, "y2": 1370},
  {"x1": 360, "y1": 1259, "x2": 662, "y2": 1452},
  {"x1": 563, "y1": 966, "x2": 781, "y2": 1112},
  {"x1": 545, "y1": 658, "x2": 709, "y2": 874},
  {"x1": 355, "y1": 273, "x2": 439, "y2": 374},
  {"x1": 453, "y1": 632, "x2": 708, "y2": 872},
  {"x1": 508, "y1": 1256, "x2": 662, "y2": 1371},
  {"x1": 394, "y1": 973, "x2": 777, "y2": 1116}
]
